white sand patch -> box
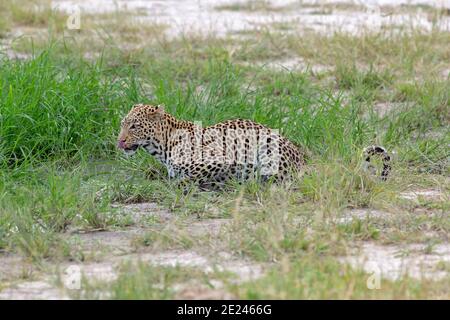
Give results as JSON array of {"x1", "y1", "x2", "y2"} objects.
[
  {"x1": 135, "y1": 250, "x2": 264, "y2": 281},
  {"x1": 0, "y1": 49, "x2": 32, "y2": 60},
  {"x1": 399, "y1": 189, "x2": 446, "y2": 201},
  {"x1": 0, "y1": 280, "x2": 70, "y2": 300},
  {"x1": 373, "y1": 102, "x2": 411, "y2": 117},
  {"x1": 76, "y1": 263, "x2": 118, "y2": 282},
  {"x1": 55, "y1": 249, "x2": 262, "y2": 285},
  {"x1": 440, "y1": 68, "x2": 450, "y2": 79},
  {"x1": 186, "y1": 218, "x2": 231, "y2": 237},
  {"x1": 51, "y1": 0, "x2": 450, "y2": 37},
  {"x1": 246, "y1": 57, "x2": 332, "y2": 73},
  {"x1": 337, "y1": 208, "x2": 392, "y2": 224},
  {"x1": 341, "y1": 242, "x2": 450, "y2": 280}
]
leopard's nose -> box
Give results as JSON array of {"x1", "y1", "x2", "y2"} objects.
[{"x1": 117, "y1": 139, "x2": 126, "y2": 149}]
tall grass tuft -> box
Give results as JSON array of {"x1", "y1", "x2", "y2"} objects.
[{"x1": 0, "y1": 51, "x2": 141, "y2": 166}]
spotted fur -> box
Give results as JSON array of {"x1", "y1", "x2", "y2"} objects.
[
  {"x1": 118, "y1": 104, "x2": 307, "y2": 187},
  {"x1": 362, "y1": 145, "x2": 392, "y2": 181}
]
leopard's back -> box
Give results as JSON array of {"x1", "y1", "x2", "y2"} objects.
[{"x1": 168, "y1": 118, "x2": 306, "y2": 184}]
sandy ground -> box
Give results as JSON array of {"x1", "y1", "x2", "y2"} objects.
[
  {"x1": 52, "y1": 0, "x2": 450, "y2": 36},
  {"x1": 0, "y1": 249, "x2": 262, "y2": 299},
  {"x1": 1, "y1": 187, "x2": 448, "y2": 299},
  {"x1": 342, "y1": 242, "x2": 450, "y2": 281},
  {"x1": 0, "y1": 202, "x2": 260, "y2": 299}
]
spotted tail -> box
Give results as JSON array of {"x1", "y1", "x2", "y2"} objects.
[{"x1": 362, "y1": 145, "x2": 392, "y2": 181}]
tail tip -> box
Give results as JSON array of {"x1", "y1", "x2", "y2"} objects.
[{"x1": 362, "y1": 145, "x2": 392, "y2": 180}]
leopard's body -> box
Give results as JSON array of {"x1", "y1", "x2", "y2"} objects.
[
  {"x1": 118, "y1": 104, "x2": 391, "y2": 186},
  {"x1": 118, "y1": 104, "x2": 307, "y2": 187}
]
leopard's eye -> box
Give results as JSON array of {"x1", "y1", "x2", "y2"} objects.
[{"x1": 130, "y1": 124, "x2": 136, "y2": 130}]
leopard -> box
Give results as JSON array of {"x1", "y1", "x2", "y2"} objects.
[{"x1": 117, "y1": 104, "x2": 391, "y2": 187}]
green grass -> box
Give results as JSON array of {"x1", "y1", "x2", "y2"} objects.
[
  {"x1": 0, "y1": 5, "x2": 449, "y2": 298},
  {"x1": 0, "y1": 51, "x2": 447, "y2": 214},
  {"x1": 0, "y1": 52, "x2": 139, "y2": 165}
]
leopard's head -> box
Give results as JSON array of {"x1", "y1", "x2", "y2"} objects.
[{"x1": 117, "y1": 104, "x2": 166, "y2": 155}]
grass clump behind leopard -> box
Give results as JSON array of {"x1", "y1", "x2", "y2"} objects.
[{"x1": 118, "y1": 104, "x2": 390, "y2": 187}]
